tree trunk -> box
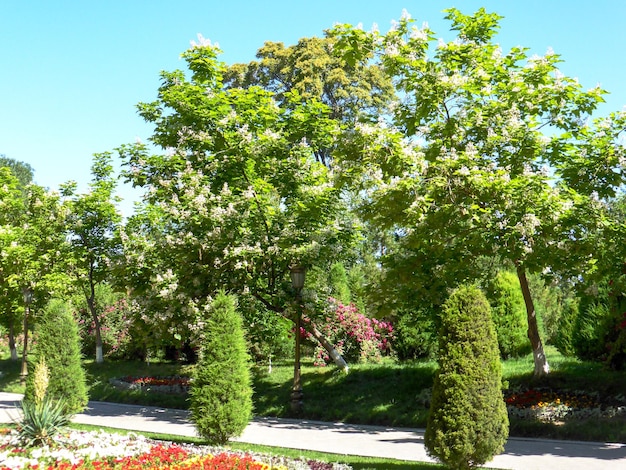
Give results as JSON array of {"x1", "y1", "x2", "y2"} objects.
[
  {"x1": 252, "y1": 291, "x2": 350, "y2": 372},
  {"x1": 87, "y1": 289, "x2": 104, "y2": 364},
  {"x1": 20, "y1": 304, "x2": 30, "y2": 381},
  {"x1": 306, "y1": 323, "x2": 350, "y2": 372},
  {"x1": 8, "y1": 321, "x2": 18, "y2": 361},
  {"x1": 516, "y1": 264, "x2": 550, "y2": 378}
]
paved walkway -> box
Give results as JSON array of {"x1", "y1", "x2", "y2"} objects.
[{"x1": 1, "y1": 392, "x2": 625, "y2": 469}]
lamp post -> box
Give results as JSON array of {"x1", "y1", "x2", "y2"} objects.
[
  {"x1": 20, "y1": 286, "x2": 33, "y2": 383},
  {"x1": 290, "y1": 266, "x2": 306, "y2": 414}
]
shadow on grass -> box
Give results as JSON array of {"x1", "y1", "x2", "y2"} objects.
[
  {"x1": 252, "y1": 361, "x2": 436, "y2": 428},
  {"x1": 0, "y1": 358, "x2": 22, "y2": 393}
]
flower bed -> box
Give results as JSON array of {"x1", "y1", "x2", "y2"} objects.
[
  {"x1": 109, "y1": 376, "x2": 191, "y2": 394},
  {"x1": 0, "y1": 428, "x2": 350, "y2": 469},
  {"x1": 504, "y1": 387, "x2": 626, "y2": 422}
]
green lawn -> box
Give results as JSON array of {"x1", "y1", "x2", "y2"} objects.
[{"x1": 1, "y1": 346, "x2": 625, "y2": 442}]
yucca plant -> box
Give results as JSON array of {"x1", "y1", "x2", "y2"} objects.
[{"x1": 17, "y1": 357, "x2": 70, "y2": 447}]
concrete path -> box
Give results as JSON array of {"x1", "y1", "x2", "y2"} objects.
[{"x1": 1, "y1": 392, "x2": 625, "y2": 469}]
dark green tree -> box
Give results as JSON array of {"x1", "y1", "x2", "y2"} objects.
[
  {"x1": 189, "y1": 292, "x2": 253, "y2": 445},
  {"x1": 0, "y1": 155, "x2": 34, "y2": 188},
  {"x1": 425, "y1": 284, "x2": 508, "y2": 469},
  {"x1": 25, "y1": 299, "x2": 88, "y2": 415},
  {"x1": 224, "y1": 36, "x2": 394, "y2": 167},
  {"x1": 485, "y1": 270, "x2": 532, "y2": 358}
]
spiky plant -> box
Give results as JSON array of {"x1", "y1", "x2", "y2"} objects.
[{"x1": 18, "y1": 358, "x2": 69, "y2": 447}]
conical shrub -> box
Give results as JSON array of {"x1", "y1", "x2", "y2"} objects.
[
  {"x1": 425, "y1": 284, "x2": 509, "y2": 469},
  {"x1": 25, "y1": 299, "x2": 88, "y2": 415},
  {"x1": 189, "y1": 292, "x2": 253, "y2": 445}
]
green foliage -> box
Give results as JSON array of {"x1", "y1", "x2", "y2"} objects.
[
  {"x1": 572, "y1": 282, "x2": 614, "y2": 361},
  {"x1": 330, "y1": 7, "x2": 624, "y2": 377},
  {"x1": 74, "y1": 286, "x2": 139, "y2": 360},
  {"x1": 425, "y1": 285, "x2": 508, "y2": 469},
  {"x1": 0, "y1": 155, "x2": 34, "y2": 188},
  {"x1": 485, "y1": 271, "x2": 531, "y2": 359},
  {"x1": 223, "y1": 35, "x2": 395, "y2": 166},
  {"x1": 393, "y1": 310, "x2": 437, "y2": 360},
  {"x1": 18, "y1": 357, "x2": 70, "y2": 447},
  {"x1": 329, "y1": 262, "x2": 351, "y2": 304},
  {"x1": 118, "y1": 39, "x2": 356, "y2": 359},
  {"x1": 240, "y1": 296, "x2": 292, "y2": 363},
  {"x1": 552, "y1": 295, "x2": 579, "y2": 357},
  {"x1": 189, "y1": 292, "x2": 253, "y2": 445},
  {"x1": 25, "y1": 299, "x2": 88, "y2": 414},
  {"x1": 17, "y1": 397, "x2": 70, "y2": 448},
  {"x1": 63, "y1": 152, "x2": 122, "y2": 363}
]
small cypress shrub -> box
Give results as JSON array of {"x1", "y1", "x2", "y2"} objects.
[
  {"x1": 25, "y1": 299, "x2": 88, "y2": 415},
  {"x1": 189, "y1": 292, "x2": 253, "y2": 445},
  {"x1": 425, "y1": 284, "x2": 509, "y2": 470}
]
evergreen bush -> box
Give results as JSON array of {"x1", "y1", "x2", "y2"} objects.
[
  {"x1": 189, "y1": 292, "x2": 253, "y2": 445},
  {"x1": 553, "y1": 296, "x2": 578, "y2": 357},
  {"x1": 486, "y1": 270, "x2": 531, "y2": 359},
  {"x1": 393, "y1": 309, "x2": 437, "y2": 360},
  {"x1": 25, "y1": 299, "x2": 88, "y2": 415},
  {"x1": 425, "y1": 284, "x2": 509, "y2": 470},
  {"x1": 573, "y1": 301, "x2": 612, "y2": 361}
]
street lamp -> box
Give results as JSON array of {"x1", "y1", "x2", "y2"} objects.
[
  {"x1": 290, "y1": 266, "x2": 306, "y2": 414},
  {"x1": 20, "y1": 286, "x2": 34, "y2": 383}
]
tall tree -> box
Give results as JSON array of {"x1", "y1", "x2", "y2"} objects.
[
  {"x1": 224, "y1": 33, "x2": 397, "y2": 321},
  {"x1": 0, "y1": 155, "x2": 34, "y2": 188},
  {"x1": 332, "y1": 8, "x2": 615, "y2": 377},
  {"x1": 0, "y1": 167, "x2": 28, "y2": 360},
  {"x1": 118, "y1": 38, "x2": 354, "y2": 369},
  {"x1": 62, "y1": 152, "x2": 122, "y2": 363},
  {"x1": 2, "y1": 182, "x2": 70, "y2": 377},
  {"x1": 0, "y1": 157, "x2": 35, "y2": 360},
  {"x1": 223, "y1": 36, "x2": 394, "y2": 167}
]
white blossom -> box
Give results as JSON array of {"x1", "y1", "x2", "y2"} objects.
[{"x1": 189, "y1": 33, "x2": 218, "y2": 49}]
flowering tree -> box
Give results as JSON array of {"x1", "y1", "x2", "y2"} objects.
[
  {"x1": 331, "y1": 8, "x2": 623, "y2": 377},
  {"x1": 311, "y1": 298, "x2": 394, "y2": 366},
  {"x1": 118, "y1": 38, "x2": 355, "y2": 368},
  {"x1": 0, "y1": 178, "x2": 70, "y2": 376}
]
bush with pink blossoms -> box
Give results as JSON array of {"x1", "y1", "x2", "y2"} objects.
[
  {"x1": 309, "y1": 298, "x2": 394, "y2": 366},
  {"x1": 75, "y1": 296, "x2": 139, "y2": 360}
]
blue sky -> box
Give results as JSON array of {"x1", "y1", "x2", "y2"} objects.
[{"x1": 2, "y1": 1, "x2": 625, "y2": 215}]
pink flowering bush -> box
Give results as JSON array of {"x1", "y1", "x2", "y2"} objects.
[
  {"x1": 75, "y1": 297, "x2": 138, "y2": 360},
  {"x1": 309, "y1": 298, "x2": 394, "y2": 366}
]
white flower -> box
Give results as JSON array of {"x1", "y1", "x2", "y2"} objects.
[
  {"x1": 385, "y1": 43, "x2": 399, "y2": 57},
  {"x1": 190, "y1": 33, "x2": 218, "y2": 49},
  {"x1": 458, "y1": 166, "x2": 470, "y2": 176}
]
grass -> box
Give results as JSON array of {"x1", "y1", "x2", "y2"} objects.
[{"x1": 1, "y1": 346, "x2": 625, "y2": 443}]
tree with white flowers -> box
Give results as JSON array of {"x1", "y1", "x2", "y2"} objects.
[
  {"x1": 118, "y1": 38, "x2": 355, "y2": 368},
  {"x1": 331, "y1": 8, "x2": 625, "y2": 377}
]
